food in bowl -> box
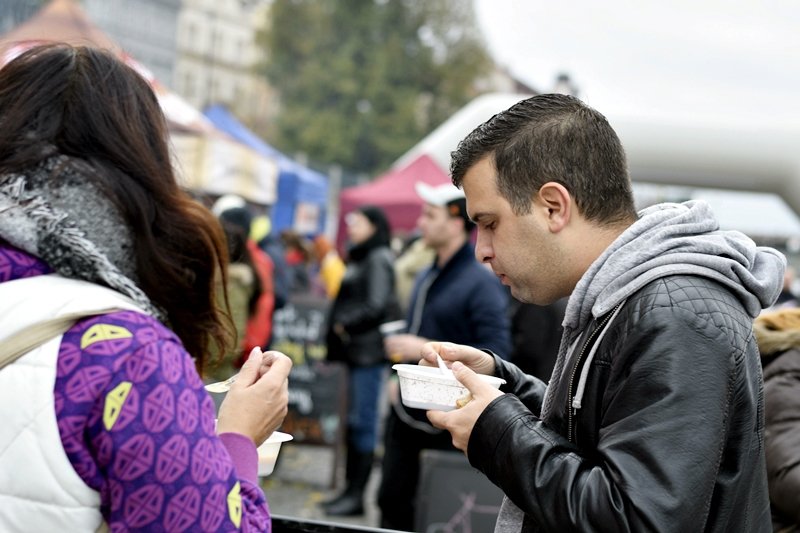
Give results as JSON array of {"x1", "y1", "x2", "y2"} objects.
[
  {"x1": 257, "y1": 431, "x2": 293, "y2": 476},
  {"x1": 392, "y1": 364, "x2": 505, "y2": 412}
]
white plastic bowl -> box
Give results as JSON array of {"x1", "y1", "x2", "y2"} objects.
[
  {"x1": 392, "y1": 364, "x2": 505, "y2": 412},
  {"x1": 257, "y1": 431, "x2": 293, "y2": 477}
]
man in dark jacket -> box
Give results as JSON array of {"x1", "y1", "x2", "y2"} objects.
[
  {"x1": 424, "y1": 94, "x2": 786, "y2": 532},
  {"x1": 377, "y1": 181, "x2": 511, "y2": 530}
]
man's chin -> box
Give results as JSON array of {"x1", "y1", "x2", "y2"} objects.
[
  {"x1": 511, "y1": 286, "x2": 555, "y2": 306},
  {"x1": 509, "y1": 285, "x2": 532, "y2": 303}
]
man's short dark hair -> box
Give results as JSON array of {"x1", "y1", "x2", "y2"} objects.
[{"x1": 450, "y1": 94, "x2": 637, "y2": 225}]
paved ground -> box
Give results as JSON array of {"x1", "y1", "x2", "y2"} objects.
[
  {"x1": 258, "y1": 442, "x2": 505, "y2": 533},
  {"x1": 260, "y1": 444, "x2": 385, "y2": 529}
]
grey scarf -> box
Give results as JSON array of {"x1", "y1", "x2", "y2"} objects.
[{"x1": 0, "y1": 153, "x2": 163, "y2": 320}]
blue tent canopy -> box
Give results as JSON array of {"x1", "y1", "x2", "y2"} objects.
[{"x1": 204, "y1": 105, "x2": 328, "y2": 234}]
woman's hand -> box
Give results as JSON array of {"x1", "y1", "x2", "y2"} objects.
[{"x1": 216, "y1": 347, "x2": 292, "y2": 445}]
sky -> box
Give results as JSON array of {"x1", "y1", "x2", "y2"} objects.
[{"x1": 473, "y1": 0, "x2": 800, "y2": 128}]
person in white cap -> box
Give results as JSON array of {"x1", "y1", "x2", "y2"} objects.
[
  {"x1": 210, "y1": 195, "x2": 277, "y2": 356},
  {"x1": 377, "y1": 181, "x2": 511, "y2": 531}
]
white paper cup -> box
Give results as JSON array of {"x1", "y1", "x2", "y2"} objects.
[
  {"x1": 257, "y1": 431, "x2": 293, "y2": 477},
  {"x1": 379, "y1": 320, "x2": 407, "y2": 337},
  {"x1": 392, "y1": 364, "x2": 505, "y2": 411}
]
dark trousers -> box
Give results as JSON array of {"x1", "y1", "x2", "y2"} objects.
[
  {"x1": 347, "y1": 363, "x2": 385, "y2": 453},
  {"x1": 377, "y1": 404, "x2": 455, "y2": 531}
]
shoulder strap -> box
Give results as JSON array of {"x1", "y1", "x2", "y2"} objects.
[{"x1": 0, "y1": 307, "x2": 121, "y2": 370}]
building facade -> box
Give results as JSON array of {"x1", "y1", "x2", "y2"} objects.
[
  {"x1": 84, "y1": 0, "x2": 181, "y2": 85},
  {"x1": 173, "y1": 0, "x2": 274, "y2": 132}
]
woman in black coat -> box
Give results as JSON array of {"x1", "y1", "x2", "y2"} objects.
[
  {"x1": 754, "y1": 308, "x2": 800, "y2": 532},
  {"x1": 323, "y1": 205, "x2": 397, "y2": 516}
]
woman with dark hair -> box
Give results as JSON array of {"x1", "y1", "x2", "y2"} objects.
[
  {"x1": 0, "y1": 44, "x2": 290, "y2": 532},
  {"x1": 213, "y1": 201, "x2": 276, "y2": 359},
  {"x1": 207, "y1": 217, "x2": 264, "y2": 382},
  {"x1": 322, "y1": 205, "x2": 398, "y2": 516},
  {"x1": 280, "y1": 229, "x2": 312, "y2": 293}
]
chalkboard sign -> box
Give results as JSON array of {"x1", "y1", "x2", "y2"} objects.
[
  {"x1": 271, "y1": 294, "x2": 347, "y2": 448},
  {"x1": 415, "y1": 449, "x2": 504, "y2": 533},
  {"x1": 271, "y1": 292, "x2": 329, "y2": 366},
  {"x1": 282, "y1": 361, "x2": 347, "y2": 446}
]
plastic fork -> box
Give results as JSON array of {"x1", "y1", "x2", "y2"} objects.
[
  {"x1": 205, "y1": 374, "x2": 237, "y2": 393},
  {"x1": 436, "y1": 354, "x2": 455, "y2": 379}
]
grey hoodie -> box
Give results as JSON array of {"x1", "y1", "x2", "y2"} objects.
[{"x1": 496, "y1": 200, "x2": 786, "y2": 533}]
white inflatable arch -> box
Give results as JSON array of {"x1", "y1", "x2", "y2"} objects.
[{"x1": 395, "y1": 93, "x2": 800, "y2": 238}]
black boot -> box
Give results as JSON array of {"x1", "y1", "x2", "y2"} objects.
[
  {"x1": 320, "y1": 444, "x2": 360, "y2": 508},
  {"x1": 324, "y1": 450, "x2": 373, "y2": 516}
]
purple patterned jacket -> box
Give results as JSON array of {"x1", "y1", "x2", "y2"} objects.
[{"x1": 0, "y1": 241, "x2": 271, "y2": 532}]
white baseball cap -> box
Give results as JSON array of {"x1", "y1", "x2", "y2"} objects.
[
  {"x1": 414, "y1": 182, "x2": 464, "y2": 206},
  {"x1": 211, "y1": 194, "x2": 246, "y2": 217}
]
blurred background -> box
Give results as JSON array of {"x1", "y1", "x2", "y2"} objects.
[
  {"x1": 3, "y1": 0, "x2": 797, "y2": 255},
  {"x1": 2, "y1": 1, "x2": 798, "y2": 530}
]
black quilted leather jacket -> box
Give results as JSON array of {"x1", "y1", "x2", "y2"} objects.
[
  {"x1": 469, "y1": 275, "x2": 772, "y2": 532},
  {"x1": 325, "y1": 246, "x2": 398, "y2": 367}
]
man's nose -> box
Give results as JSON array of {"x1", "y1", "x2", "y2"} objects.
[{"x1": 475, "y1": 231, "x2": 493, "y2": 264}]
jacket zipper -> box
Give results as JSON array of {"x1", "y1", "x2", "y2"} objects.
[{"x1": 567, "y1": 305, "x2": 620, "y2": 443}]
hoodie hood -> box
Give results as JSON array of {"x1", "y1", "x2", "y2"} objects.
[{"x1": 564, "y1": 200, "x2": 786, "y2": 334}]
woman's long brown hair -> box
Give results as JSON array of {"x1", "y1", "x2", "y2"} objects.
[{"x1": 0, "y1": 43, "x2": 232, "y2": 370}]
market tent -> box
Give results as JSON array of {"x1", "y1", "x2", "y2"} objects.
[
  {"x1": 337, "y1": 154, "x2": 449, "y2": 244},
  {"x1": 169, "y1": 135, "x2": 278, "y2": 205},
  {"x1": 0, "y1": 0, "x2": 278, "y2": 205},
  {"x1": 204, "y1": 104, "x2": 328, "y2": 234},
  {"x1": 0, "y1": 0, "x2": 119, "y2": 53}
]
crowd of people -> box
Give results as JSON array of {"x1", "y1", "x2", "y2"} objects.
[{"x1": 1, "y1": 42, "x2": 798, "y2": 533}]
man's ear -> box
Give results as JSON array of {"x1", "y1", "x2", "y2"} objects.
[{"x1": 537, "y1": 182, "x2": 572, "y2": 233}]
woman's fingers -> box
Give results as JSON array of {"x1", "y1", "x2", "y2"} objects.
[
  {"x1": 232, "y1": 347, "x2": 263, "y2": 388},
  {"x1": 249, "y1": 352, "x2": 293, "y2": 399},
  {"x1": 258, "y1": 350, "x2": 280, "y2": 377}
]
